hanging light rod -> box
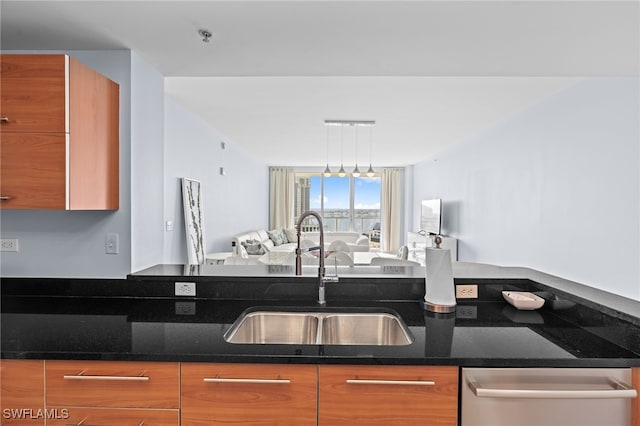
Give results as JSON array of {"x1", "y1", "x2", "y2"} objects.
[{"x1": 324, "y1": 120, "x2": 375, "y2": 127}]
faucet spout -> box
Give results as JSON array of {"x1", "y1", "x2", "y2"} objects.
[{"x1": 296, "y1": 210, "x2": 327, "y2": 305}]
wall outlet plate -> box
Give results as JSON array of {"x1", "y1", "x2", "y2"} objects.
[
  {"x1": 0, "y1": 238, "x2": 19, "y2": 252},
  {"x1": 105, "y1": 233, "x2": 119, "y2": 254},
  {"x1": 456, "y1": 284, "x2": 478, "y2": 299},
  {"x1": 175, "y1": 301, "x2": 196, "y2": 315},
  {"x1": 175, "y1": 282, "x2": 196, "y2": 297}
]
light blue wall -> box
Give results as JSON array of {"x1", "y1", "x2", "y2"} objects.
[
  {"x1": 163, "y1": 97, "x2": 269, "y2": 264},
  {"x1": 0, "y1": 50, "x2": 133, "y2": 278},
  {"x1": 413, "y1": 78, "x2": 640, "y2": 301},
  {"x1": 130, "y1": 51, "x2": 165, "y2": 272}
]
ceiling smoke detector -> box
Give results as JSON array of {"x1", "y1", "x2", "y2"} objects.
[{"x1": 198, "y1": 29, "x2": 212, "y2": 43}]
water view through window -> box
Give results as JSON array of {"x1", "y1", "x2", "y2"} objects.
[{"x1": 294, "y1": 173, "x2": 381, "y2": 238}]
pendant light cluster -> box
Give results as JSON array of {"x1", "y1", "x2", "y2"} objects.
[{"x1": 323, "y1": 120, "x2": 376, "y2": 178}]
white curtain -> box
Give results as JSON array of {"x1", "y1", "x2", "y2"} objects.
[
  {"x1": 269, "y1": 167, "x2": 295, "y2": 230},
  {"x1": 381, "y1": 168, "x2": 402, "y2": 253}
]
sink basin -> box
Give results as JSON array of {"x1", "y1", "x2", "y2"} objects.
[
  {"x1": 322, "y1": 313, "x2": 413, "y2": 346},
  {"x1": 224, "y1": 309, "x2": 413, "y2": 346},
  {"x1": 224, "y1": 311, "x2": 319, "y2": 344}
]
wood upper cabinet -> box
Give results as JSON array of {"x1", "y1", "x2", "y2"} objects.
[
  {"x1": 181, "y1": 363, "x2": 317, "y2": 426},
  {"x1": 0, "y1": 360, "x2": 46, "y2": 425},
  {"x1": 319, "y1": 365, "x2": 458, "y2": 426},
  {"x1": 0, "y1": 54, "x2": 119, "y2": 210}
]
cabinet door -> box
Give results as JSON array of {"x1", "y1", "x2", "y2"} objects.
[
  {"x1": 46, "y1": 407, "x2": 179, "y2": 426},
  {"x1": 633, "y1": 368, "x2": 639, "y2": 426},
  {"x1": 319, "y1": 365, "x2": 458, "y2": 426},
  {"x1": 181, "y1": 363, "x2": 317, "y2": 425},
  {"x1": 0, "y1": 360, "x2": 45, "y2": 425},
  {"x1": 46, "y1": 360, "x2": 179, "y2": 409},
  {"x1": 0, "y1": 54, "x2": 67, "y2": 133},
  {"x1": 0, "y1": 133, "x2": 67, "y2": 209}
]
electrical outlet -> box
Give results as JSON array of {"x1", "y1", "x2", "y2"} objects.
[
  {"x1": 0, "y1": 238, "x2": 19, "y2": 252},
  {"x1": 175, "y1": 282, "x2": 196, "y2": 297},
  {"x1": 456, "y1": 284, "x2": 478, "y2": 299},
  {"x1": 175, "y1": 301, "x2": 196, "y2": 315},
  {"x1": 456, "y1": 305, "x2": 478, "y2": 319},
  {"x1": 105, "y1": 233, "x2": 119, "y2": 254}
]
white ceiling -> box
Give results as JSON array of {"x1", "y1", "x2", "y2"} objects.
[{"x1": 2, "y1": 1, "x2": 638, "y2": 167}]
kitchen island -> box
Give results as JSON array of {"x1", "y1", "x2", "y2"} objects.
[
  {"x1": 2, "y1": 263, "x2": 639, "y2": 425},
  {"x1": 2, "y1": 262, "x2": 639, "y2": 366}
]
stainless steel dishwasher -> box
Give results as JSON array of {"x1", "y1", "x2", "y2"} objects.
[{"x1": 461, "y1": 368, "x2": 637, "y2": 426}]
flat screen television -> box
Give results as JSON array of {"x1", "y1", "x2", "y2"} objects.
[{"x1": 420, "y1": 199, "x2": 442, "y2": 235}]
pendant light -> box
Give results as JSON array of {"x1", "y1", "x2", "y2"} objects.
[
  {"x1": 323, "y1": 125, "x2": 332, "y2": 177},
  {"x1": 338, "y1": 124, "x2": 346, "y2": 177},
  {"x1": 366, "y1": 123, "x2": 376, "y2": 177},
  {"x1": 352, "y1": 125, "x2": 361, "y2": 177}
]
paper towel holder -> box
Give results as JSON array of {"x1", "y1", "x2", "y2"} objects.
[
  {"x1": 422, "y1": 299, "x2": 456, "y2": 314},
  {"x1": 422, "y1": 245, "x2": 456, "y2": 314}
]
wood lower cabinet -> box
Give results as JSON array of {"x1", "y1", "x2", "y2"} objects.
[
  {"x1": 0, "y1": 360, "x2": 45, "y2": 425},
  {"x1": 1, "y1": 360, "x2": 460, "y2": 425},
  {"x1": 46, "y1": 360, "x2": 179, "y2": 425},
  {"x1": 181, "y1": 363, "x2": 317, "y2": 426},
  {"x1": 45, "y1": 407, "x2": 179, "y2": 425},
  {"x1": 633, "y1": 368, "x2": 640, "y2": 426},
  {"x1": 0, "y1": 54, "x2": 119, "y2": 210},
  {"x1": 318, "y1": 365, "x2": 458, "y2": 426}
]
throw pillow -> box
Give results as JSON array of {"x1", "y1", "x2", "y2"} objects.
[
  {"x1": 284, "y1": 228, "x2": 297, "y2": 243},
  {"x1": 267, "y1": 229, "x2": 286, "y2": 246},
  {"x1": 277, "y1": 228, "x2": 289, "y2": 244},
  {"x1": 242, "y1": 239, "x2": 265, "y2": 255}
]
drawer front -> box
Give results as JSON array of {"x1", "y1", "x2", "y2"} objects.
[
  {"x1": 46, "y1": 407, "x2": 179, "y2": 426},
  {"x1": 319, "y1": 365, "x2": 458, "y2": 426},
  {"x1": 0, "y1": 54, "x2": 67, "y2": 133},
  {"x1": 46, "y1": 361, "x2": 179, "y2": 409},
  {"x1": 0, "y1": 360, "x2": 45, "y2": 425},
  {"x1": 181, "y1": 363, "x2": 317, "y2": 425}
]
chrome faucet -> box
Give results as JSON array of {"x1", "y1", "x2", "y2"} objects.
[{"x1": 295, "y1": 210, "x2": 337, "y2": 305}]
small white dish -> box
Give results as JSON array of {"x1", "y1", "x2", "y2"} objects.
[{"x1": 502, "y1": 291, "x2": 545, "y2": 310}]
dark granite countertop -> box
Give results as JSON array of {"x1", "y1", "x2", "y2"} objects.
[{"x1": 2, "y1": 275, "x2": 639, "y2": 367}]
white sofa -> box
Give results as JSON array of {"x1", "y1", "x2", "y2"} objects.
[
  {"x1": 303, "y1": 231, "x2": 370, "y2": 252},
  {"x1": 232, "y1": 229, "x2": 370, "y2": 257},
  {"x1": 232, "y1": 229, "x2": 297, "y2": 256}
]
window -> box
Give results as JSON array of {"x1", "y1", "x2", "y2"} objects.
[{"x1": 294, "y1": 172, "x2": 380, "y2": 239}]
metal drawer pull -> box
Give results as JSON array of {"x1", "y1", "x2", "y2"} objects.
[
  {"x1": 0, "y1": 196, "x2": 12, "y2": 201},
  {"x1": 468, "y1": 378, "x2": 638, "y2": 399},
  {"x1": 0, "y1": 117, "x2": 9, "y2": 123},
  {"x1": 346, "y1": 379, "x2": 436, "y2": 386},
  {"x1": 204, "y1": 377, "x2": 291, "y2": 384},
  {"x1": 63, "y1": 374, "x2": 149, "y2": 381}
]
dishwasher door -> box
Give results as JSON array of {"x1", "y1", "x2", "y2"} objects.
[{"x1": 461, "y1": 368, "x2": 637, "y2": 426}]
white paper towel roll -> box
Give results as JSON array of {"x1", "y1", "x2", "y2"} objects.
[{"x1": 424, "y1": 247, "x2": 456, "y2": 312}]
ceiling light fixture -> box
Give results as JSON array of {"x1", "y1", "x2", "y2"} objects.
[
  {"x1": 338, "y1": 124, "x2": 346, "y2": 178},
  {"x1": 323, "y1": 120, "x2": 375, "y2": 177},
  {"x1": 352, "y1": 125, "x2": 361, "y2": 177},
  {"x1": 198, "y1": 29, "x2": 212, "y2": 43},
  {"x1": 323, "y1": 125, "x2": 332, "y2": 177},
  {"x1": 366, "y1": 124, "x2": 376, "y2": 177}
]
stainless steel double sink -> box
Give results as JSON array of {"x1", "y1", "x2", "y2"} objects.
[{"x1": 224, "y1": 309, "x2": 414, "y2": 346}]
